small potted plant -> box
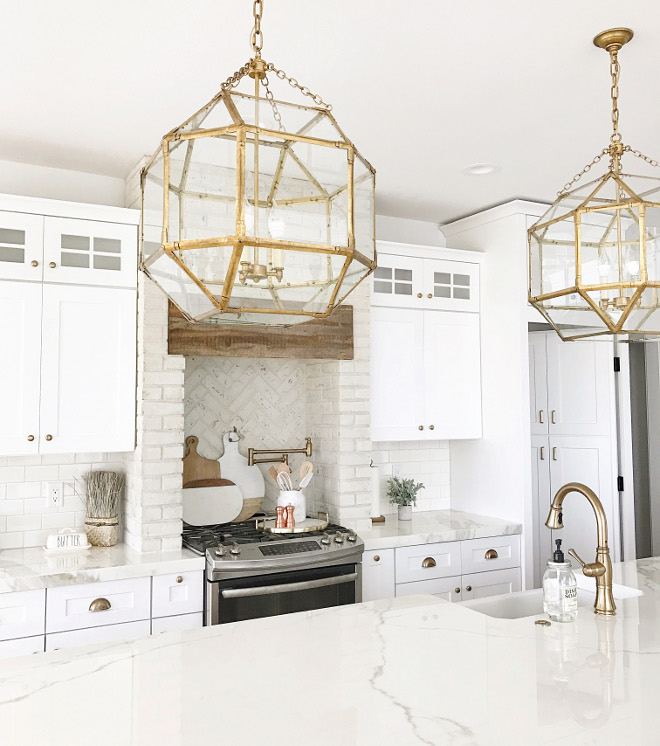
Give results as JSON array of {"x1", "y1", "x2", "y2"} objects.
[{"x1": 386, "y1": 476, "x2": 424, "y2": 521}]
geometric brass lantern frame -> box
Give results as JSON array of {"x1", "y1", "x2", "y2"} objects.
[
  {"x1": 140, "y1": 2, "x2": 376, "y2": 326},
  {"x1": 528, "y1": 28, "x2": 660, "y2": 341}
]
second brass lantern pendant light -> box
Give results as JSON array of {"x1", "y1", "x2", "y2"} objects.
[
  {"x1": 140, "y1": 1, "x2": 376, "y2": 325},
  {"x1": 529, "y1": 28, "x2": 660, "y2": 340}
]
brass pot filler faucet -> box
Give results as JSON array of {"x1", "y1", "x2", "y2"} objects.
[{"x1": 545, "y1": 482, "x2": 616, "y2": 616}]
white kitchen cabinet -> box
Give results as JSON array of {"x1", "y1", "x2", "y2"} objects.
[
  {"x1": 395, "y1": 575, "x2": 463, "y2": 601},
  {"x1": 46, "y1": 620, "x2": 151, "y2": 651},
  {"x1": 152, "y1": 613, "x2": 203, "y2": 634},
  {"x1": 529, "y1": 333, "x2": 549, "y2": 435},
  {"x1": 0, "y1": 281, "x2": 43, "y2": 454},
  {"x1": 152, "y1": 571, "x2": 203, "y2": 619},
  {"x1": 361, "y1": 549, "x2": 395, "y2": 602},
  {"x1": 531, "y1": 435, "x2": 552, "y2": 588},
  {"x1": 395, "y1": 541, "x2": 461, "y2": 584},
  {"x1": 461, "y1": 568, "x2": 521, "y2": 601},
  {"x1": 0, "y1": 211, "x2": 44, "y2": 282},
  {"x1": 39, "y1": 284, "x2": 137, "y2": 453},
  {"x1": 46, "y1": 578, "x2": 151, "y2": 633},
  {"x1": 372, "y1": 255, "x2": 423, "y2": 308},
  {"x1": 43, "y1": 217, "x2": 137, "y2": 288},
  {"x1": 0, "y1": 589, "x2": 46, "y2": 641},
  {"x1": 460, "y1": 535, "x2": 520, "y2": 575},
  {"x1": 545, "y1": 333, "x2": 614, "y2": 437},
  {"x1": 423, "y1": 311, "x2": 481, "y2": 439},
  {"x1": 0, "y1": 635, "x2": 45, "y2": 659}
]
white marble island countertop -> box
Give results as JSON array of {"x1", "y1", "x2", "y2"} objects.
[
  {"x1": 359, "y1": 508, "x2": 522, "y2": 550},
  {"x1": 2, "y1": 557, "x2": 660, "y2": 745},
  {"x1": 0, "y1": 543, "x2": 204, "y2": 593}
]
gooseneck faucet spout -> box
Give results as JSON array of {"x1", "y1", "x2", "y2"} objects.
[{"x1": 545, "y1": 482, "x2": 616, "y2": 616}]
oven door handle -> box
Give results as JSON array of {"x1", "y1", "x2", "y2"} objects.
[{"x1": 220, "y1": 572, "x2": 359, "y2": 599}]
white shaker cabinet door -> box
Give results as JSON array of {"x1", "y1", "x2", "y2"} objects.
[
  {"x1": 39, "y1": 284, "x2": 137, "y2": 453},
  {"x1": 43, "y1": 217, "x2": 137, "y2": 288},
  {"x1": 461, "y1": 568, "x2": 521, "y2": 601},
  {"x1": 371, "y1": 255, "x2": 423, "y2": 309},
  {"x1": 546, "y1": 334, "x2": 614, "y2": 436},
  {"x1": 528, "y1": 332, "x2": 549, "y2": 436},
  {"x1": 0, "y1": 211, "x2": 44, "y2": 282},
  {"x1": 361, "y1": 549, "x2": 395, "y2": 602},
  {"x1": 422, "y1": 258, "x2": 480, "y2": 313},
  {"x1": 531, "y1": 435, "x2": 552, "y2": 588},
  {"x1": 0, "y1": 281, "x2": 42, "y2": 455},
  {"x1": 423, "y1": 311, "x2": 482, "y2": 439},
  {"x1": 371, "y1": 306, "x2": 425, "y2": 441}
]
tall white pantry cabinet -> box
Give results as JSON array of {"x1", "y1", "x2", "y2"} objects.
[{"x1": 0, "y1": 194, "x2": 138, "y2": 455}]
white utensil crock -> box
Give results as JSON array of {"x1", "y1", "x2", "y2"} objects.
[{"x1": 277, "y1": 490, "x2": 306, "y2": 523}]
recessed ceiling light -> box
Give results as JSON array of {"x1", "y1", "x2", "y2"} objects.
[{"x1": 463, "y1": 163, "x2": 501, "y2": 176}]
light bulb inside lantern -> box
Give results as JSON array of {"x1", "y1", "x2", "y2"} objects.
[
  {"x1": 624, "y1": 245, "x2": 640, "y2": 279},
  {"x1": 598, "y1": 250, "x2": 613, "y2": 280}
]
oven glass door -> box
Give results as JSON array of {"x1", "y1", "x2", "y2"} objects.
[{"x1": 212, "y1": 564, "x2": 357, "y2": 624}]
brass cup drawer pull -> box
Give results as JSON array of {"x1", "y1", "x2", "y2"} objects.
[
  {"x1": 485, "y1": 549, "x2": 499, "y2": 560},
  {"x1": 89, "y1": 597, "x2": 111, "y2": 612},
  {"x1": 422, "y1": 557, "x2": 436, "y2": 569}
]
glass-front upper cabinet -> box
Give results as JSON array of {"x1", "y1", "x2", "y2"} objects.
[
  {"x1": 0, "y1": 211, "x2": 44, "y2": 282},
  {"x1": 43, "y1": 217, "x2": 137, "y2": 288}
]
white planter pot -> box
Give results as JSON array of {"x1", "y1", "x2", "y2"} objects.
[{"x1": 397, "y1": 505, "x2": 412, "y2": 521}]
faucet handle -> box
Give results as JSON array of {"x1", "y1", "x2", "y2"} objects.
[{"x1": 568, "y1": 548, "x2": 587, "y2": 568}]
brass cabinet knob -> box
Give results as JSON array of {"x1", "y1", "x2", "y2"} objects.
[
  {"x1": 485, "y1": 549, "x2": 499, "y2": 560},
  {"x1": 89, "y1": 597, "x2": 111, "y2": 612},
  {"x1": 419, "y1": 425, "x2": 424, "y2": 431},
  {"x1": 427, "y1": 293, "x2": 432, "y2": 298},
  {"x1": 27, "y1": 435, "x2": 35, "y2": 442},
  {"x1": 31, "y1": 260, "x2": 39, "y2": 267},
  {"x1": 429, "y1": 425, "x2": 435, "y2": 431},
  {"x1": 176, "y1": 576, "x2": 183, "y2": 584},
  {"x1": 45, "y1": 434, "x2": 53, "y2": 441},
  {"x1": 466, "y1": 585, "x2": 472, "y2": 592},
  {"x1": 373, "y1": 555, "x2": 380, "y2": 563},
  {"x1": 454, "y1": 587, "x2": 460, "y2": 594},
  {"x1": 417, "y1": 293, "x2": 423, "y2": 298},
  {"x1": 422, "y1": 557, "x2": 436, "y2": 569},
  {"x1": 49, "y1": 261, "x2": 56, "y2": 269}
]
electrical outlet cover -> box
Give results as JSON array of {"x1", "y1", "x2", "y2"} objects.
[{"x1": 48, "y1": 482, "x2": 63, "y2": 508}]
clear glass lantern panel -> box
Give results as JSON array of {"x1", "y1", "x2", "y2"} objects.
[
  {"x1": 645, "y1": 206, "x2": 660, "y2": 283},
  {"x1": 617, "y1": 173, "x2": 660, "y2": 203},
  {"x1": 172, "y1": 93, "x2": 239, "y2": 133},
  {"x1": 170, "y1": 136, "x2": 237, "y2": 199},
  {"x1": 618, "y1": 286, "x2": 660, "y2": 334},
  {"x1": 334, "y1": 260, "x2": 371, "y2": 307},
  {"x1": 537, "y1": 291, "x2": 611, "y2": 336},
  {"x1": 142, "y1": 150, "x2": 165, "y2": 236},
  {"x1": 144, "y1": 249, "x2": 217, "y2": 321},
  {"x1": 353, "y1": 154, "x2": 375, "y2": 261},
  {"x1": 580, "y1": 206, "x2": 641, "y2": 288},
  {"x1": 531, "y1": 216, "x2": 577, "y2": 296},
  {"x1": 228, "y1": 92, "x2": 320, "y2": 134},
  {"x1": 289, "y1": 139, "x2": 348, "y2": 194}
]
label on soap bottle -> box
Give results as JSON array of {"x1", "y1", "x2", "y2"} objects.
[{"x1": 563, "y1": 585, "x2": 578, "y2": 612}]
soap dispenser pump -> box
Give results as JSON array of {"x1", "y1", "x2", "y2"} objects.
[{"x1": 543, "y1": 539, "x2": 578, "y2": 622}]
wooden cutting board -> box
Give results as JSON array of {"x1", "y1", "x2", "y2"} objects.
[{"x1": 183, "y1": 435, "x2": 222, "y2": 486}]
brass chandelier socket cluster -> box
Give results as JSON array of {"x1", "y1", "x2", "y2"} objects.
[
  {"x1": 139, "y1": 0, "x2": 376, "y2": 326},
  {"x1": 528, "y1": 27, "x2": 660, "y2": 341}
]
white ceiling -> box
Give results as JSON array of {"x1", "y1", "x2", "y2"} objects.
[{"x1": 2, "y1": 0, "x2": 660, "y2": 223}]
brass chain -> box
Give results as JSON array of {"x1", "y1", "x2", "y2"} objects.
[
  {"x1": 261, "y1": 75, "x2": 285, "y2": 131},
  {"x1": 609, "y1": 49, "x2": 621, "y2": 144},
  {"x1": 251, "y1": 0, "x2": 264, "y2": 56},
  {"x1": 265, "y1": 62, "x2": 333, "y2": 110},
  {"x1": 219, "y1": 62, "x2": 251, "y2": 93},
  {"x1": 624, "y1": 145, "x2": 660, "y2": 169},
  {"x1": 558, "y1": 148, "x2": 609, "y2": 196}
]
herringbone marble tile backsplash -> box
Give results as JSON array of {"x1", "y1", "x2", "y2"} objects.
[{"x1": 184, "y1": 356, "x2": 309, "y2": 509}]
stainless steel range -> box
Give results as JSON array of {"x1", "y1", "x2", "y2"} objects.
[{"x1": 182, "y1": 520, "x2": 364, "y2": 626}]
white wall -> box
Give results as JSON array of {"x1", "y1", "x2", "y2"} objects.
[{"x1": 0, "y1": 159, "x2": 125, "y2": 207}]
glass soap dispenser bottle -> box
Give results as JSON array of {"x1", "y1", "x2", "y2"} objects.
[{"x1": 543, "y1": 539, "x2": 578, "y2": 622}]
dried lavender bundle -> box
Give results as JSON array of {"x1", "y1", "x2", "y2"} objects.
[{"x1": 84, "y1": 471, "x2": 125, "y2": 518}]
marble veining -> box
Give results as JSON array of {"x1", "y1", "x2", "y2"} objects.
[
  {"x1": 3, "y1": 557, "x2": 660, "y2": 744},
  {"x1": 0, "y1": 544, "x2": 204, "y2": 593},
  {"x1": 359, "y1": 509, "x2": 522, "y2": 551}
]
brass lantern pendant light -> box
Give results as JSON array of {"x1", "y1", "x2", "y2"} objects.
[
  {"x1": 529, "y1": 28, "x2": 660, "y2": 341},
  {"x1": 140, "y1": 1, "x2": 376, "y2": 325}
]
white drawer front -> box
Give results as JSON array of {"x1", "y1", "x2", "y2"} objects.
[
  {"x1": 0, "y1": 589, "x2": 46, "y2": 641},
  {"x1": 396, "y1": 575, "x2": 462, "y2": 602},
  {"x1": 152, "y1": 612, "x2": 203, "y2": 634},
  {"x1": 395, "y1": 542, "x2": 461, "y2": 584},
  {"x1": 461, "y1": 535, "x2": 521, "y2": 575},
  {"x1": 152, "y1": 571, "x2": 203, "y2": 619},
  {"x1": 0, "y1": 635, "x2": 45, "y2": 659},
  {"x1": 46, "y1": 620, "x2": 151, "y2": 651},
  {"x1": 461, "y1": 568, "x2": 522, "y2": 601},
  {"x1": 46, "y1": 578, "x2": 151, "y2": 633}
]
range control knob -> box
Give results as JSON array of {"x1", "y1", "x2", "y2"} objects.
[
  {"x1": 334, "y1": 531, "x2": 345, "y2": 544},
  {"x1": 347, "y1": 531, "x2": 357, "y2": 543},
  {"x1": 230, "y1": 542, "x2": 241, "y2": 555},
  {"x1": 321, "y1": 532, "x2": 332, "y2": 546},
  {"x1": 214, "y1": 546, "x2": 226, "y2": 558}
]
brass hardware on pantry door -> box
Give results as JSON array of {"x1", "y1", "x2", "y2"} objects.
[
  {"x1": 48, "y1": 262, "x2": 56, "y2": 269},
  {"x1": 45, "y1": 434, "x2": 53, "y2": 441},
  {"x1": 465, "y1": 585, "x2": 472, "y2": 592},
  {"x1": 540, "y1": 447, "x2": 545, "y2": 460},
  {"x1": 539, "y1": 410, "x2": 544, "y2": 423},
  {"x1": 551, "y1": 410, "x2": 557, "y2": 424},
  {"x1": 454, "y1": 587, "x2": 460, "y2": 594},
  {"x1": 553, "y1": 447, "x2": 558, "y2": 461},
  {"x1": 427, "y1": 293, "x2": 432, "y2": 299},
  {"x1": 422, "y1": 557, "x2": 436, "y2": 569},
  {"x1": 89, "y1": 598, "x2": 111, "y2": 612},
  {"x1": 176, "y1": 576, "x2": 183, "y2": 584},
  {"x1": 417, "y1": 293, "x2": 423, "y2": 299},
  {"x1": 27, "y1": 435, "x2": 34, "y2": 442},
  {"x1": 485, "y1": 549, "x2": 499, "y2": 560},
  {"x1": 373, "y1": 555, "x2": 380, "y2": 562},
  {"x1": 419, "y1": 425, "x2": 424, "y2": 431},
  {"x1": 429, "y1": 425, "x2": 435, "y2": 431},
  {"x1": 31, "y1": 260, "x2": 38, "y2": 267}
]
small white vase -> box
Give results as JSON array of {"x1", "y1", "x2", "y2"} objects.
[
  {"x1": 277, "y1": 490, "x2": 306, "y2": 523},
  {"x1": 397, "y1": 505, "x2": 412, "y2": 521}
]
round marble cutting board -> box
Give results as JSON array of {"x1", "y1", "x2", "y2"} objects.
[{"x1": 219, "y1": 432, "x2": 266, "y2": 502}]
